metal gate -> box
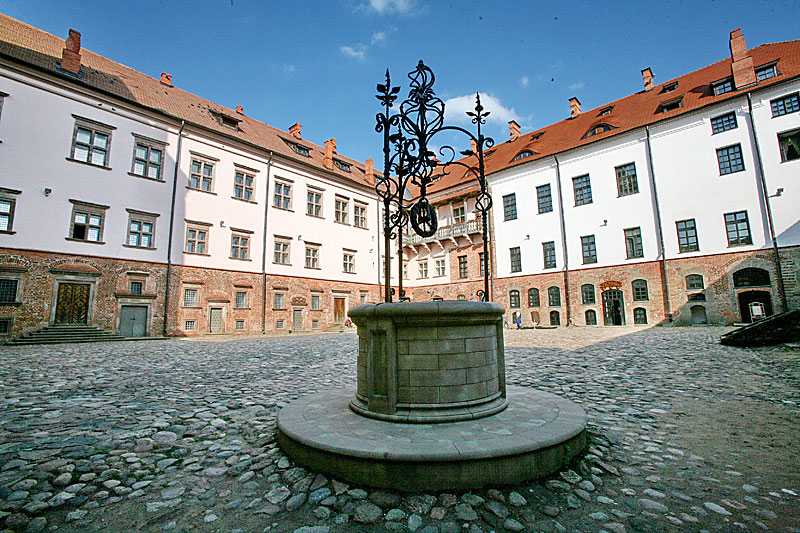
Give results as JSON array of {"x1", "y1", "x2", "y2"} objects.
[
  {"x1": 54, "y1": 283, "x2": 90, "y2": 325},
  {"x1": 292, "y1": 309, "x2": 303, "y2": 331},
  {"x1": 120, "y1": 305, "x2": 148, "y2": 337},
  {"x1": 209, "y1": 307, "x2": 224, "y2": 333}
]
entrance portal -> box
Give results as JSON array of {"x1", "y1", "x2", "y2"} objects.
[
  {"x1": 737, "y1": 290, "x2": 772, "y2": 323},
  {"x1": 602, "y1": 289, "x2": 625, "y2": 326},
  {"x1": 120, "y1": 305, "x2": 148, "y2": 337},
  {"x1": 292, "y1": 309, "x2": 303, "y2": 331},
  {"x1": 209, "y1": 307, "x2": 224, "y2": 333},
  {"x1": 54, "y1": 283, "x2": 90, "y2": 325},
  {"x1": 333, "y1": 297, "x2": 346, "y2": 323}
]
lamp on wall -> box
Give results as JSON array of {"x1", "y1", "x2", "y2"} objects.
[
  {"x1": 775, "y1": 188, "x2": 784, "y2": 197},
  {"x1": 601, "y1": 219, "x2": 608, "y2": 226},
  {"x1": 219, "y1": 221, "x2": 225, "y2": 227},
  {"x1": 43, "y1": 188, "x2": 52, "y2": 197}
]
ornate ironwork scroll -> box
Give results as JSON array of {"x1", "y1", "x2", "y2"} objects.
[{"x1": 375, "y1": 61, "x2": 494, "y2": 302}]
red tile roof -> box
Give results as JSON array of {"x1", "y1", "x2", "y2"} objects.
[
  {"x1": 416, "y1": 37, "x2": 800, "y2": 204},
  {"x1": 0, "y1": 14, "x2": 377, "y2": 188}
]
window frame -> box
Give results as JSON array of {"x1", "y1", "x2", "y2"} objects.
[
  {"x1": 273, "y1": 237, "x2": 291, "y2": 265},
  {"x1": 311, "y1": 294, "x2": 321, "y2": 310},
  {"x1": 581, "y1": 284, "x2": 596, "y2": 304},
  {"x1": 434, "y1": 258, "x2": 446, "y2": 277},
  {"x1": 778, "y1": 128, "x2": 800, "y2": 163},
  {"x1": 716, "y1": 144, "x2": 745, "y2": 175},
  {"x1": 183, "y1": 288, "x2": 199, "y2": 307},
  {"x1": 452, "y1": 202, "x2": 466, "y2": 224},
  {"x1": 712, "y1": 78, "x2": 733, "y2": 96},
  {"x1": 354, "y1": 202, "x2": 368, "y2": 228},
  {"x1": 0, "y1": 277, "x2": 20, "y2": 305},
  {"x1": 305, "y1": 243, "x2": 320, "y2": 269},
  {"x1": 624, "y1": 227, "x2": 644, "y2": 259},
  {"x1": 581, "y1": 235, "x2": 597, "y2": 264},
  {"x1": 273, "y1": 179, "x2": 293, "y2": 210},
  {"x1": 509, "y1": 247, "x2": 522, "y2": 273},
  {"x1": 686, "y1": 274, "x2": 704, "y2": 291},
  {"x1": 615, "y1": 163, "x2": 639, "y2": 196},
  {"x1": 125, "y1": 209, "x2": 158, "y2": 249},
  {"x1": 185, "y1": 221, "x2": 211, "y2": 255},
  {"x1": 188, "y1": 154, "x2": 217, "y2": 193},
  {"x1": 543, "y1": 241, "x2": 556, "y2": 269},
  {"x1": 509, "y1": 290, "x2": 521, "y2": 308},
  {"x1": 676, "y1": 219, "x2": 699, "y2": 252},
  {"x1": 548, "y1": 286, "x2": 561, "y2": 307},
  {"x1": 503, "y1": 193, "x2": 517, "y2": 221},
  {"x1": 710, "y1": 112, "x2": 738, "y2": 134},
  {"x1": 335, "y1": 196, "x2": 350, "y2": 225},
  {"x1": 770, "y1": 92, "x2": 800, "y2": 117},
  {"x1": 343, "y1": 251, "x2": 356, "y2": 273},
  {"x1": 458, "y1": 255, "x2": 468, "y2": 279},
  {"x1": 67, "y1": 200, "x2": 108, "y2": 244},
  {"x1": 230, "y1": 231, "x2": 251, "y2": 260},
  {"x1": 633, "y1": 307, "x2": 648, "y2": 324},
  {"x1": 274, "y1": 291, "x2": 286, "y2": 310},
  {"x1": 130, "y1": 134, "x2": 166, "y2": 181},
  {"x1": 536, "y1": 184, "x2": 553, "y2": 214},
  {"x1": 418, "y1": 260, "x2": 429, "y2": 279},
  {"x1": 233, "y1": 168, "x2": 256, "y2": 202},
  {"x1": 573, "y1": 175, "x2": 593, "y2": 206},
  {"x1": 0, "y1": 188, "x2": 20, "y2": 234},
  {"x1": 756, "y1": 62, "x2": 779, "y2": 81},
  {"x1": 632, "y1": 279, "x2": 649, "y2": 301},
  {"x1": 235, "y1": 290, "x2": 248, "y2": 309},
  {"x1": 724, "y1": 211, "x2": 752, "y2": 247},
  {"x1": 129, "y1": 280, "x2": 143, "y2": 295},
  {"x1": 69, "y1": 115, "x2": 115, "y2": 168},
  {"x1": 527, "y1": 288, "x2": 540, "y2": 307},
  {"x1": 306, "y1": 188, "x2": 323, "y2": 217}
]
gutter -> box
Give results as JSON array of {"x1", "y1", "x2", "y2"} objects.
[
  {"x1": 553, "y1": 155, "x2": 572, "y2": 324},
  {"x1": 261, "y1": 151, "x2": 274, "y2": 331},
  {"x1": 162, "y1": 120, "x2": 185, "y2": 336},
  {"x1": 644, "y1": 126, "x2": 672, "y2": 322},
  {"x1": 746, "y1": 93, "x2": 788, "y2": 312}
]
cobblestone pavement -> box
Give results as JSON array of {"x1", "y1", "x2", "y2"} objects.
[{"x1": 1, "y1": 326, "x2": 798, "y2": 533}]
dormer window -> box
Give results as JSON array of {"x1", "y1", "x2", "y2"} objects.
[
  {"x1": 756, "y1": 62, "x2": 780, "y2": 82},
  {"x1": 658, "y1": 96, "x2": 683, "y2": 113},
  {"x1": 662, "y1": 81, "x2": 679, "y2": 93},
  {"x1": 333, "y1": 159, "x2": 351, "y2": 172},
  {"x1": 484, "y1": 149, "x2": 495, "y2": 157},
  {"x1": 583, "y1": 123, "x2": 615, "y2": 138},
  {"x1": 598, "y1": 106, "x2": 614, "y2": 116},
  {"x1": 210, "y1": 109, "x2": 241, "y2": 130},
  {"x1": 530, "y1": 131, "x2": 545, "y2": 141},
  {"x1": 712, "y1": 78, "x2": 734, "y2": 96},
  {"x1": 282, "y1": 138, "x2": 311, "y2": 157},
  {"x1": 511, "y1": 150, "x2": 535, "y2": 162}
]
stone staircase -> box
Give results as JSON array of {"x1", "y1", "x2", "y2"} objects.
[
  {"x1": 5, "y1": 325, "x2": 126, "y2": 346},
  {"x1": 720, "y1": 309, "x2": 800, "y2": 347}
]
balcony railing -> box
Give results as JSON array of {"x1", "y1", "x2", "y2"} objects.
[{"x1": 402, "y1": 218, "x2": 482, "y2": 246}]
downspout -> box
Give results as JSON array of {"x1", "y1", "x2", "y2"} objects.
[
  {"x1": 162, "y1": 120, "x2": 185, "y2": 337},
  {"x1": 553, "y1": 155, "x2": 572, "y2": 325},
  {"x1": 261, "y1": 151, "x2": 274, "y2": 332},
  {"x1": 644, "y1": 126, "x2": 672, "y2": 321},
  {"x1": 747, "y1": 93, "x2": 788, "y2": 312}
]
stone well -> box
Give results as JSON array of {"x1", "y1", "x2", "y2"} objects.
[{"x1": 277, "y1": 301, "x2": 587, "y2": 491}]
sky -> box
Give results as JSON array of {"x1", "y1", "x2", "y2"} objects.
[{"x1": 4, "y1": 0, "x2": 799, "y2": 165}]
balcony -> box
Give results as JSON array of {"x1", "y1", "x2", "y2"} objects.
[{"x1": 402, "y1": 218, "x2": 482, "y2": 246}]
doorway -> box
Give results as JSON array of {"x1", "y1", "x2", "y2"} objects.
[
  {"x1": 690, "y1": 305, "x2": 708, "y2": 325},
  {"x1": 602, "y1": 289, "x2": 625, "y2": 325},
  {"x1": 209, "y1": 307, "x2": 224, "y2": 333},
  {"x1": 54, "y1": 283, "x2": 90, "y2": 325},
  {"x1": 333, "y1": 297, "x2": 346, "y2": 324},
  {"x1": 737, "y1": 291, "x2": 772, "y2": 323},
  {"x1": 292, "y1": 309, "x2": 304, "y2": 331},
  {"x1": 120, "y1": 305, "x2": 148, "y2": 337}
]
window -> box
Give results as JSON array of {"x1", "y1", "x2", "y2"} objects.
[
  {"x1": 528, "y1": 288, "x2": 540, "y2": 307},
  {"x1": 686, "y1": 275, "x2": 704, "y2": 290},
  {"x1": 403, "y1": 262, "x2": 409, "y2": 280},
  {"x1": 335, "y1": 197, "x2": 349, "y2": 224},
  {"x1": 305, "y1": 245, "x2": 320, "y2": 269},
  {"x1": 311, "y1": 294, "x2": 321, "y2": 310},
  {"x1": 584, "y1": 124, "x2": 615, "y2": 138},
  {"x1": 70, "y1": 117, "x2": 114, "y2": 167},
  {"x1": 503, "y1": 194, "x2": 517, "y2": 221},
  {"x1": 512, "y1": 150, "x2": 534, "y2": 162},
  {"x1": 354, "y1": 202, "x2": 367, "y2": 228},
  {"x1": 537, "y1": 184, "x2": 552, "y2": 214},
  {"x1": 360, "y1": 293, "x2": 367, "y2": 304},
  {"x1": 131, "y1": 137, "x2": 165, "y2": 180},
  {"x1": 771, "y1": 93, "x2": 799, "y2": 117},
  {"x1": 712, "y1": 78, "x2": 733, "y2": 96},
  {"x1": 234, "y1": 171, "x2": 255, "y2": 202},
  {"x1": 129, "y1": 281, "x2": 143, "y2": 295},
  {"x1": 274, "y1": 292, "x2": 286, "y2": 309},
  {"x1": 625, "y1": 227, "x2": 644, "y2": 259},
  {"x1": 273, "y1": 180, "x2": 292, "y2": 209},
  {"x1": 615, "y1": 163, "x2": 639, "y2": 196},
  {"x1": 509, "y1": 290, "x2": 521, "y2": 308},
  {"x1": 453, "y1": 204, "x2": 466, "y2": 224},
  {"x1": 458, "y1": 256, "x2": 468, "y2": 279},
  {"x1": 235, "y1": 291, "x2": 248, "y2": 309},
  {"x1": 550, "y1": 310, "x2": 561, "y2": 326},
  {"x1": 717, "y1": 144, "x2": 744, "y2": 175},
  {"x1": 230, "y1": 233, "x2": 250, "y2": 260},
  {"x1": 126, "y1": 210, "x2": 157, "y2": 248},
  {"x1": 548, "y1": 286, "x2": 561, "y2": 307},
  {"x1": 273, "y1": 238, "x2": 290, "y2": 265},
  {"x1": 581, "y1": 284, "x2": 595, "y2": 304},
  {"x1": 276, "y1": 319, "x2": 285, "y2": 329},
  {"x1": 573, "y1": 175, "x2": 592, "y2": 206},
  {"x1": 632, "y1": 279, "x2": 649, "y2": 301},
  {"x1": 543, "y1": 241, "x2": 556, "y2": 269},
  {"x1": 756, "y1": 63, "x2": 779, "y2": 81},
  {"x1": 778, "y1": 129, "x2": 800, "y2": 162},
  {"x1": 598, "y1": 106, "x2": 614, "y2": 116},
  {"x1": 307, "y1": 189, "x2": 323, "y2": 217},
  {"x1": 189, "y1": 157, "x2": 215, "y2": 192},
  {"x1": 183, "y1": 288, "x2": 198, "y2": 307},
  {"x1": 236, "y1": 320, "x2": 245, "y2": 330},
  {"x1": 0, "y1": 195, "x2": 17, "y2": 233},
  {"x1": 185, "y1": 320, "x2": 196, "y2": 331},
  {"x1": 435, "y1": 258, "x2": 446, "y2": 277},
  {"x1": 311, "y1": 320, "x2": 320, "y2": 329},
  {"x1": 725, "y1": 211, "x2": 752, "y2": 246},
  {"x1": 418, "y1": 261, "x2": 428, "y2": 279},
  {"x1": 510, "y1": 247, "x2": 522, "y2": 273},
  {"x1": 585, "y1": 309, "x2": 597, "y2": 325},
  {"x1": 69, "y1": 201, "x2": 107, "y2": 243},
  {"x1": 479, "y1": 252, "x2": 485, "y2": 277},
  {"x1": 711, "y1": 112, "x2": 737, "y2": 134},
  {"x1": 581, "y1": 235, "x2": 597, "y2": 264},
  {"x1": 333, "y1": 159, "x2": 351, "y2": 172},
  {"x1": 688, "y1": 293, "x2": 706, "y2": 302},
  {"x1": 343, "y1": 252, "x2": 355, "y2": 273},
  {"x1": 287, "y1": 141, "x2": 310, "y2": 157},
  {"x1": 658, "y1": 97, "x2": 683, "y2": 113},
  {"x1": 663, "y1": 81, "x2": 679, "y2": 93},
  {"x1": 185, "y1": 224, "x2": 209, "y2": 254},
  {"x1": 633, "y1": 307, "x2": 648, "y2": 324},
  {"x1": 0, "y1": 279, "x2": 19, "y2": 304},
  {"x1": 733, "y1": 267, "x2": 770, "y2": 288},
  {"x1": 676, "y1": 219, "x2": 699, "y2": 252}
]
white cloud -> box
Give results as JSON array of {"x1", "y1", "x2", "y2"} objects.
[
  {"x1": 568, "y1": 82, "x2": 585, "y2": 90},
  {"x1": 444, "y1": 93, "x2": 522, "y2": 126},
  {"x1": 363, "y1": 0, "x2": 417, "y2": 14},
  {"x1": 340, "y1": 43, "x2": 368, "y2": 61},
  {"x1": 519, "y1": 76, "x2": 530, "y2": 89},
  {"x1": 371, "y1": 31, "x2": 386, "y2": 44},
  {"x1": 271, "y1": 63, "x2": 299, "y2": 79}
]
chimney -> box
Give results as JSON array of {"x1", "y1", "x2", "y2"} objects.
[
  {"x1": 289, "y1": 122, "x2": 302, "y2": 139},
  {"x1": 365, "y1": 158, "x2": 374, "y2": 184},
  {"x1": 60, "y1": 29, "x2": 81, "y2": 74},
  {"x1": 509, "y1": 120, "x2": 521, "y2": 142},
  {"x1": 323, "y1": 138, "x2": 336, "y2": 170},
  {"x1": 641, "y1": 67, "x2": 654, "y2": 91},
  {"x1": 236, "y1": 105, "x2": 244, "y2": 115},
  {"x1": 470, "y1": 139, "x2": 478, "y2": 154},
  {"x1": 729, "y1": 28, "x2": 756, "y2": 89},
  {"x1": 569, "y1": 97, "x2": 581, "y2": 118},
  {"x1": 160, "y1": 72, "x2": 172, "y2": 86}
]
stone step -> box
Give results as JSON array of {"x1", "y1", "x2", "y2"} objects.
[{"x1": 6, "y1": 326, "x2": 126, "y2": 346}]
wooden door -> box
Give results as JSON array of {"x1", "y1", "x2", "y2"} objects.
[
  {"x1": 209, "y1": 307, "x2": 224, "y2": 333},
  {"x1": 333, "y1": 298, "x2": 346, "y2": 323},
  {"x1": 54, "y1": 283, "x2": 90, "y2": 325}
]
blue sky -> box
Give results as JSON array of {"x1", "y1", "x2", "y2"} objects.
[{"x1": 4, "y1": 0, "x2": 799, "y2": 164}]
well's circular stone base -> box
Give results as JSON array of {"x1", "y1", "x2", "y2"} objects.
[{"x1": 277, "y1": 386, "x2": 587, "y2": 491}]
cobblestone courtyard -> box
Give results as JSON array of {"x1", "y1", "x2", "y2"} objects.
[{"x1": 1, "y1": 326, "x2": 798, "y2": 533}]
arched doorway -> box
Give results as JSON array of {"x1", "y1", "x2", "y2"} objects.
[
  {"x1": 530, "y1": 311, "x2": 540, "y2": 325},
  {"x1": 602, "y1": 289, "x2": 625, "y2": 325},
  {"x1": 690, "y1": 305, "x2": 707, "y2": 325},
  {"x1": 737, "y1": 291, "x2": 772, "y2": 323},
  {"x1": 550, "y1": 310, "x2": 560, "y2": 326}
]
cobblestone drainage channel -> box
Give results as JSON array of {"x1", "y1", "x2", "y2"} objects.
[{"x1": 277, "y1": 301, "x2": 587, "y2": 491}]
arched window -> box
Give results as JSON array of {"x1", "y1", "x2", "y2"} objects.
[
  {"x1": 632, "y1": 279, "x2": 649, "y2": 301},
  {"x1": 633, "y1": 307, "x2": 648, "y2": 324},
  {"x1": 548, "y1": 286, "x2": 561, "y2": 306},
  {"x1": 581, "y1": 284, "x2": 596, "y2": 304},
  {"x1": 550, "y1": 310, "x2": 561, "y2": 326},
  {"x1": 528, "y1": 288, "x2": 540, "y2": 307},
  {"x1": 686, "y1": 274, "x2": 704, "y2": 290},
  {"x1": 457, "y1": 294, "x2": 466, "y2": 301},
  {"x1": 511, "y1": 150, "x2": 535, "y2": 162},
  {"x1": 733, "y1": 268, "x2": 770, "y2": 288},
  {"x1": 583, "y1": 123, "x2": 615, "y2": 138},
  {"x1": 509, "y1": 290, "x2": 521, "y2": 308},
  {"x1": 585, "y1": 309, "x2": 597, "y2": 325}
]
